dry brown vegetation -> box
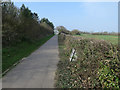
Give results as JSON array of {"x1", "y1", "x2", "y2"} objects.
[{"x1": 55, "y1": 34, "x2": 120, "y2": 88}]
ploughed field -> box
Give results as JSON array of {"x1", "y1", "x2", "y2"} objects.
[{"x1": 55, "y1": 34, "x2": 120, "y2": 88}]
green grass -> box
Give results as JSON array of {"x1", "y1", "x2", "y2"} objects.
[
  {"x1": 2, "y1": 35, "x2": 54, "y2": 73},
  {"x1": 77, "y1": 34, "x2": 118, "y2": 45}
]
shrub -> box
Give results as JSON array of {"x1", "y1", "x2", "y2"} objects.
[
  {"x1": 2, "y1": 2, "x2": 54, "y2": 47},
  {"x1": 71, "y1": 29, "x2": 81, "y2": 35},
  {"x1": 55, "y1": 34, "x2": 120, "y2": 88},
  {"x1": 56, "y1": 26, "x2": 71, "y2": 35}
]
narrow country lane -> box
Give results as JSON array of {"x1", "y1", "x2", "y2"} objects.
[{"x1": 2, "y1": 35, "x2": 59, "y2": 88}]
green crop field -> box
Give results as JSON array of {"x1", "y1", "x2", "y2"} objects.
[{"x1": 77, "y1": 34, "x2": 118, "y2": 45}]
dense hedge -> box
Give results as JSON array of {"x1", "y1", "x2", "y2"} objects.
[
  {"x1": 55, "y1": 34, "x2": 120, "y2": 88},
  {"x1": 2, "y1": 2, "x2": 54, "y2": 47}
]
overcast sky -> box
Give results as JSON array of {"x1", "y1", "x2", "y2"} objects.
[{"x1": 14, "y1": 2, "x2": 118, "y2": 32}]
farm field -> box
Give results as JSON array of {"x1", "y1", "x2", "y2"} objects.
[{"x1": 77, "y1": 34, "x2": 118, "y2": 45}]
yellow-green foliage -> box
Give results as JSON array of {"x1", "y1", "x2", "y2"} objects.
[{"x1": 71, "y1": 29, "x2": 81, "y2": 35}]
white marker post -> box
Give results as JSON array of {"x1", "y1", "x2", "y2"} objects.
[{"x1": 69, "y1": 48, "x2": 77, "y2": 61}]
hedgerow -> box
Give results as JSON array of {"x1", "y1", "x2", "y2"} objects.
[{"x1": 55, "y1": 34, "x2": 120, "y2": 88}]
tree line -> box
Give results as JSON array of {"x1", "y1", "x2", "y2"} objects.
[
  {"x1": 1, "y1": 2, "x2": 54, "y2": 47},
  {"x1": 56, "y1": 26, "x2": 118, "y2": 36}
]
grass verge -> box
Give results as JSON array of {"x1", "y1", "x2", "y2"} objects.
[{"x1": 2, "y1": 35, "x2": 54, "y2": 73}]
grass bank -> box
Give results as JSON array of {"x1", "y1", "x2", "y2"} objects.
[
  {"x1": 2, "y1": 35, "x2": 54, "y2": 73},
  {"x1": 77, "y1": 34, "x2": 118, "y2": 45}
]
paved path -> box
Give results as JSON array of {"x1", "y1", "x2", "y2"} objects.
[{"x1": 2, "y1": 35, "x2": 59, "y2": 88}]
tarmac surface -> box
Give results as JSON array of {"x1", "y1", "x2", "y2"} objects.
[{"x1": 2, "y1": 35, "x2": 59, "y2": 88}]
